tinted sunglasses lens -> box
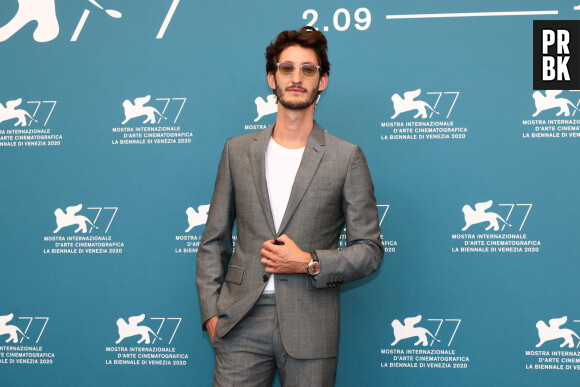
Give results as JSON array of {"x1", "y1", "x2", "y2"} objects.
[
  {"x1": 301, "y1": 65, "x2": 318, "y2": 77},
  {"x1": 278, "y1": 63, "x2": 294, "y2": 76}
]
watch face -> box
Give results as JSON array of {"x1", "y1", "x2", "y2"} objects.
[{"x1": 309, "y1": 262, "x2": 321, "y2": 276}]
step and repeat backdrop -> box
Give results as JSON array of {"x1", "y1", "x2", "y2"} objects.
[{"x1": 1, "y1": 0, "x2": 579, "y2": 385}]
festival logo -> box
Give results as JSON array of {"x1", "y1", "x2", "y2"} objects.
[
  {"x1": 122, "y1": 96, "x2": 166, "y2": 125},
  {"x1": 532, "y1": 91, "x2": 580, "y2": 117},
  {"x1": 0, "y1": 0, "x2": 59, "y2": 42},
  {"x1": 185, "y1": 204, "x2": 210, "y2": 232},
  {"x1": 522, "y1": 91, "x2": 580, "y2": 139},
  {"x1": 71, "y1": 0, "x2": 122, "y2": 41},
  {"x1": 175, "y1": 204, "x2": 210, "y2": 254},
  {"x1": 52, "y1": 204, "x2": 116, "y2": 234},
  {"x1": 0, "y1": 313, "x2": 30, "y2": 344},
  {"x1": 378, "y1": 204, "x2": 396, "y2": 253},
  {"x1": 0, "y1": 0, "x2": 180, "y2": 42},
  {"x1": 0, "y1": 98, "x2": 60, "y2": 148},
  {"x1": 535, "y1": 316, "x2": 579, "y2": 348},
  {"x1": 451, "y1": 200, "x2": 541, "y2": 254},
  {"x1": 254, "y1": 94, "x2": 278, "y2": 122},
  {"x1": 44, "y1": 204, "x2": 124, "y2": 255},
  {"x1": 0, "y1": 98, "x2": 36, "y2": 126},
  {"x1": 461, "y1": 200, "x2": 512, "y2": 232},
  {"x1": 115, "y1": 314, "x2": 163, "y2": 345},
  {"x1": 112, "y1": 95, "x2": 191, "y2": 145},
  {"x1": 391, "y1": 315, "x2": 440, "y2": 347},
  {"x1": 525, "y1": 316, "x2": 580, "y2": 371},
  {"x1": 380, "y1": 89, "x2": 467, "y2": 142},
  {"x1": 53, "y1": 204, "x2": 99, "y2": 234},
  {"x1": 105, "y1": 314, "x2": 189, "y2": 366},
  {"x1": 0, "y1": 0, "x2": 121, "y2": 43},
  {"x1": 380, "y1": 315, "x2": 469, "y2": 369},
  {"x1": 0, "y1": 98, "x2": 56, "y2": 127},
  {"x1": 0, "y1": 313, "x2": 54, "y2": 365},
  {"x1": 390, "y1": 89, "x2": 439, "y2": 119},
  {"x1": 244, "y1": 93, "x2": 277, "y2": 131}
]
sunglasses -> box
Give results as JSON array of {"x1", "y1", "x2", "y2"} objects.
[{"x1": 276, "y1": 62, "x2": 321, "y2": 78}]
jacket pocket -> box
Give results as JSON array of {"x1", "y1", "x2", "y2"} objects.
[
  {"x1": 308, "y1": 182, "x2": 335, "y2": 191},
  {"x1": 224, "y1": 264, "x2": 244, "y2": 285}
]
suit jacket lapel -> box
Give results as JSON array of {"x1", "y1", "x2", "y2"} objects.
[
  {"x1": 250, "y1": 125, "x2": 277, "y2": 237},
  {"x1": 277, "y1": 122, "x2": 326, "y2": 236}
]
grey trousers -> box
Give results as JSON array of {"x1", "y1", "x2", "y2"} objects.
[{"x1": 213, "y1": 293, "x2": 337, "y2": 387}]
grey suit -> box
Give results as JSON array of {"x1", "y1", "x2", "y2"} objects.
[{"x1": 196, "y1": 122, "x2": 383, "y2": 360}]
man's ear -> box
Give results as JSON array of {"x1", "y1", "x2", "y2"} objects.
[
  {"x1": 267, "y1": 72, "x2": 276, "y2": 90},
  {"x1": 318, "y1": 73, "x2": 328, "y2": 92}
]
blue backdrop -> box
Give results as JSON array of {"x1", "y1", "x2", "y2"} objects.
[{"x1": 1, "y1": 0, "x2": 579, "y2": 385}]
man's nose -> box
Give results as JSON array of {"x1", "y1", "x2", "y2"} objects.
[{"x1": 291, "y1": 67, "x2": 303, "y2": 83}]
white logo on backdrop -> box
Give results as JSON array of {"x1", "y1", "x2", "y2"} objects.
[
  {"x1": 87, "y1": 0, "x2": 121, "y2": 17},
  {"x1": 122, "y1": 95, "x2": 167, "y2": 125},
  {"x1": 53, "y1": 204, "x2": 98, "y2": 233},
  {"x1": 0, "y1": 314, "x2": 29, "y2": 343},
  {"x1": 254, "y1": 94, "x2": 278, "y2": 122},
  {"x1": 391, "y1": 315, "x2": 440, "y2": 346},
  {"x1": 0, "y1": 0, "x2": 59, "y2": 43},
  {"x1": 115, "y1": 314, "x2": 182, "y2": 345},
  {"x1": 0, "y1": 313, "x2": 48, "y2": 344},
  {"x1": 185, "y1": 205, "x2": 210, "y2": 232},
  {"x1": 377, "y1": 204, "x2": 389, "y2": 227},
  {"x1": 461, "y1": 200, "x2": 512, "y2": 232},
  {"x1": 391, "y1": 316, "x2": 462, "y2": 347},
  {"x1": 72, "y1": 0, "x2": 122, "y2": 42},
  {"x1": 391, "y1": 89, "x2": 439, "y2": 119},
  {"x1": 116, "y1": 314, "x2": 162, "y2": 344},
  {"x1": 53, "y1": 204, "x2": 117, "y2": 233},
  {"x1": 452, "y1": 202, "x2": 537, "y2": 253},
  {"x1": 382, "y1": 90, "x2": 464, "y2": 141},
  {"x1": 536, "y1": 317, "x2": 580, "y2": 348},
  {"x1": 0, "y1": 98, "x2": 37, "y2": 126},
  {"x1": 532, "y1": 91, "x2": 580, "y2": 117},
  {"x1": 0, "y1": 0, "x2": 180, "y2": 42},
  {"x1": 0, "y1": 0, "x2": 121, "y2": 43}
]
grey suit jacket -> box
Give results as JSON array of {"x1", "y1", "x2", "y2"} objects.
[{"x1": 196, "y1": 122, "x2": 383, "y2": 359}]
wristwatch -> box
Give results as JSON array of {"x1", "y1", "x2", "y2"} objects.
[{"x1": 306, "y1": 251, "x2": 320, "y2": 276}]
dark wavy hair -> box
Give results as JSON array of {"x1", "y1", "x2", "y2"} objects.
[{"x1": 265, "y1": 26, "x2": 330, "y2": 76}]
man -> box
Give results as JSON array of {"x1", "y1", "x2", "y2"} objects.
[{"x1": 197, "y1": 26, "x2": 383, "y2": 386}]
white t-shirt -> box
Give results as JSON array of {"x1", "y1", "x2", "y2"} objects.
[{"x1": 263, "y1": 137, "x2": 305, "y2": 293}]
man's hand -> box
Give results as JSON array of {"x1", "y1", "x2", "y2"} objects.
[
  {"x1": 205, "y1": 316, "x2": 218, "y2": 345},
  {"x1": 260, "y1": 234, "x2": 311, "y2": 274}
]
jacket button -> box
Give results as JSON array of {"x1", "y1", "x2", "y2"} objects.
[{"x1": 263, "y1": 275, "x2": 269, "y2": 282}]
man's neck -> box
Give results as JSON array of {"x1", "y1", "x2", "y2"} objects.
[{"x1": 271, "y1": 106, "x2": 315, "y2": 149}]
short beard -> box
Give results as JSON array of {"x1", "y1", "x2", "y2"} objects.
[{"x1": 274, "y1": 79, "x2": 319, "y2": 110}]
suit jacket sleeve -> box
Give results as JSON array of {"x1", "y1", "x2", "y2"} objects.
[
  {"x1": 314, "y1": 145, "x2": 383, "y2": 288},
  {"x1": 196, "y1": 138, "x2": 235, "y2": 327}
]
